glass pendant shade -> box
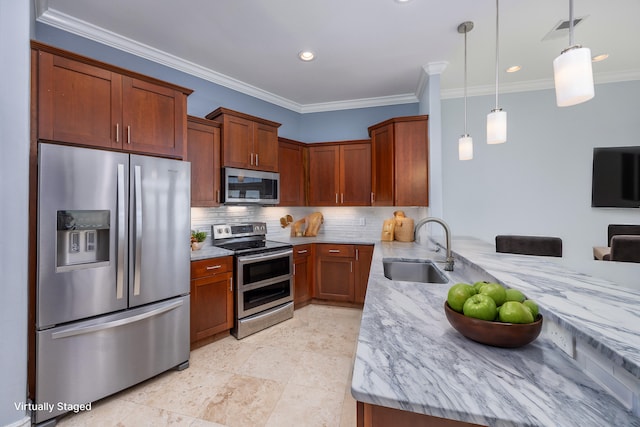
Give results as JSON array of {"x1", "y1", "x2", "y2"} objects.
[
  {"x1": 458, "y1": 135, "x2": 473, "y2": 161},
  {"x1": 487, "y1": 109, "x2": 507, "y2": 144},
  {"x1": 553, "y1": 46, "x2": 594, "y2": 107}
]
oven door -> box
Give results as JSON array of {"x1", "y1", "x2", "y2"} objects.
[{"x1": 236, "y1": 249, "x2": 292, "y2": 318}]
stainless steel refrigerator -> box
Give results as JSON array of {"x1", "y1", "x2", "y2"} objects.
[{"x1": 35, "y1": 143, "x2": 191, "y2": 424}]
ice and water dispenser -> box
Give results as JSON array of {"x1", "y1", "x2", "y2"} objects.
[{"x1": 56, "y1": 210, "x2": 110, "y2": 270}]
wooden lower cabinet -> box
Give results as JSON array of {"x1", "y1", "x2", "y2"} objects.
[
  {"x1": 357, "y1": 402, "x2": 486, "y2": 427},
  {"x1": 315, "y1": 244, "x2": 356, "y2": 302},
  {"x1": 293, "y1": 244, "x2": 313, "y2": 308},
  {"x1": 312, "y1": 243, "x2": 374, "y2": 305},
  {"x1": 190, "y1": 256, "x2": 234, "y2": 346}
]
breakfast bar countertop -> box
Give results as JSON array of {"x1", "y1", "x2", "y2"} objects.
[{"x1": 351, "y1": 237, "x2": 640, "y2": 427}]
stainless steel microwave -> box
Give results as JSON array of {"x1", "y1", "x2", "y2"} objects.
[{"x1": 222, "y1": 167, "x2": 280, "y2": 205}]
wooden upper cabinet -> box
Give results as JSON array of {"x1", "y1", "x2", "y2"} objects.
[
  {"x1": 37, "y1": 51, "x2": 122, "y2": 150},
  {"x1": 187, "y1": 116, "x2": 221, "y2": 207},
  {"x1": 369, "y1": 116, "x2": 429, "y2": 206},
  {"x1": 308, "y1": 144, "x2": 341, "y2": 205},
  {"x1": 308, "y1": 141, "x2": 371, "y2": 206},
  {"x1": 34, "y1": 42, "x2": 192, "y2": 159},
  {"x1": 121, "y1": 77, "x2": 187, "y2": 158},
  {"x1": 340, "y1": 143, "x2": 371, "y2": 206},
  {"x1": 206, "y1": 107, "x2": 281, "y2": 172},
  {"x1": 278, "y1": 138, "x2": 307, "y2": 206}
]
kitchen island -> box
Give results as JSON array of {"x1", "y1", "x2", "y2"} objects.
[{"x1": 351, "y1": 237, "x2": 640, "y2": 427}]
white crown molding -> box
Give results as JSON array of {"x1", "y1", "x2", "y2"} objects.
[
  {"x1": 35, "y1": 2, "x2": 640, "y2": 110},
  {"x1": 35, "y1": 3, "x2": 419, "y2": 114},
  {"x1": 416, "y1": 61, "x2": 449, "y2": 99},
  {"x1": 300, "y1": 93, "x2": 418, "y2": 114}
]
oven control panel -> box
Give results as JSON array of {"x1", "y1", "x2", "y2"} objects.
[{"x1": 212, "y1": 222, "x2": 267, "y2": 240}]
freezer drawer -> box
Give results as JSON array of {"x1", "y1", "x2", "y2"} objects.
[{"x1": 35, "y1": 296, "x2": 190, "y2": 424}]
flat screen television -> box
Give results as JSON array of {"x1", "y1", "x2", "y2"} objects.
[{"x1": 592, "y1": 146, "x2": 640, "y2": 208}]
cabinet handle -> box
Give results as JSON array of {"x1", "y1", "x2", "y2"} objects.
[
  {"x1": 206, "y1": 265, "x2": 222, "y2": 270},
  {"x1": 216, "y1": 189, "x2": 220, "y2": 204},
  {"x1": 356, "y1": 248, "x2": 359, "y2": 261},
  {"x1": 293, "y1": 264, "x2": 296, "y2": 275},
  {"x1": 250, "y1": 153, "x2": 254, "y2": 166},
  {"x1": 229, "y1": 277, "x2": 233, "y2": 292},
  {"x1": 255, "y1": 153, "x2": 259, "y2": 166},
  {"x1": 371, "y1": 192, "x2": 374, "y2": 204},
  {"x1": 116, "y1": 123, "x2": 119, "y2": 143},
  {"x1": 341, "y1": 193, "x2": 344, "y2": 204},
  {"x1": 127, "y1": 126, "x2": 131, "y2": 144},
  {"x1": 329, "y1": 249, "x2": 340, "y2": 253},
  {"x1": 350, "y1": 261, "x2": 353, "y2": 273},
  {"x1": 296, "y1": 249, "x2": 308, "y2": 254},
  {"x1": 335, "y1": 193, "x2": 338, "y2": 204}
]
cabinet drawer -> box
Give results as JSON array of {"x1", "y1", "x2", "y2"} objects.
[
  {"x1": 293, "y1": 244, "x2": 312, "y2": 259},
  {"x1": 316, "y1": 244, "x2": 355, "y2": 258},
  {"x1": 191, "y1": 256, "x2": 233, "y2": 279}
]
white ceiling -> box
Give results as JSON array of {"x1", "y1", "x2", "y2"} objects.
[{"x1": 37, "y1": 0, "x2": 640, "y2": 113}]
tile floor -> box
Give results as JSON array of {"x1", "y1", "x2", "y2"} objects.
[{"x1": 57, "y1": 304, "x2": 363, "y2": 427}]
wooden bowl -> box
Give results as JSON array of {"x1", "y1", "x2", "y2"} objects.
[{"x1": 444, "y1": 302, "x2": 543, "y2": 348}]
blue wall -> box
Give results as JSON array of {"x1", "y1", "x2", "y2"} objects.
[{"x1": 35, "y1": 23, "x2": 419, "y2": 142}]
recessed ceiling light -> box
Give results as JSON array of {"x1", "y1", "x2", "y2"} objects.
[
  {"x1": 298, "y1": 50, "x2": 315, "y2": 62},
  {"x1": 592, "y1": 53, "x2": 609, "y2": 63},
  {"x1": 395, "y1": 0, "x2": 412, "y2": 3},
  {"x1": 506, "y1": 65, "x2": 521, "y2": 73}
]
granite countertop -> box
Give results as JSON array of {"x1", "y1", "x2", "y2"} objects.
[
  {"x1": 190, "y1": 244, "x2": 234, "y2": 261},
  {"x1": 351, "y1": 237, "x2": 640, "y2": 427}
]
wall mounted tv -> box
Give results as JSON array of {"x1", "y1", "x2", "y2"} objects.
[{"x1": 592, "y1": 146, "x2": 640, "y2": 208}]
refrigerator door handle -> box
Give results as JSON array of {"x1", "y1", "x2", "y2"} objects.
[
  {"x1": 133, "y1": 165, "x2": 143, "y2": 296},
  {"x1": 116, "y1": 164, "x2": 126, "y2": 300},
  {"x1": 50, "y1": 299, "x2": 184, "y2": 340}
]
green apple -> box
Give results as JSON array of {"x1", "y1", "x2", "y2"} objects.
[
  {"x1": 473, "y1": 281, "x2": 490, "y2": 293},
  {"x1": 523, "y1": 299, "x2": 539, "y2": 319},
  {"x1": 478, "y1": 283, "x2": 507, "y2": 306},
  {"x1": 505, "y1": 288, "x2": 526, "y2": 303},
  {"x1": 462, "y1": 294, "x2": 497, "y2": 321},
  {"x1": 447, "y1": 283, "x2": 476, "y2": 313},
  {"x1": 498, "y1": 301, "x2": 534, "y2": 324}
]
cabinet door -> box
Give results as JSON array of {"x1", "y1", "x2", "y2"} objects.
[
  {"x1": 278, "y1": 140, "x2": 306, "y2": 206},
  {"x1": 394, "y1": 120, "x2": 429, "y2": 206},
  {"x1": 187, "y1": 118, "x2": 221, "y2": 207},
  {"x1": 122, "y1": 76, "x2": 186, "y2": 158},
  {"x1": 316, "y1": 257, "x2": 354, "y2": 302},
  {"x1": 254, "y1": 122, "x2": 279, "y2": 172},
  {"x1": 341, "y1": 144, "x2": 371, "y2": 206},
  {"x1": 38, "y1": 51, "x2": 122, "y2": 150},
  {"x1": 354, "y1": 245, "x2": 374, "y2": 304},
  {"x1": 308, "y1": 145, "x2": 340, "y2": 205},
  {"x1": 293, "y1": 245, "x2": 313, "y2": 308},
  {"x1": 190, "y1": 273, "x2": 233, "y2": 342},
  {"x1": 370, "y1": 124, "x2": 394, "y2": 206},
  {"x1": 221, "y1": 115, "x2": 253, "y2": 169}
]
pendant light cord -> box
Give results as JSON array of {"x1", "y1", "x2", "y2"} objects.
[
  {"x1": 464, "y1": 28, "x2": 468, "y2": 135},
  {"x1": 569, "y1": 0, "x2": 574, "y2": 46},
  {"x1": 494, "y1": 0, "x2": 500, "y2": 110}
]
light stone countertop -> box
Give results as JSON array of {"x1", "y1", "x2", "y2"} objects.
[
  {"x1": 190, "y1": 244, "x2": 234, "y2": 261},
  {"x1": 351, "y1": 237, "x2": 640, "y2": 427}
]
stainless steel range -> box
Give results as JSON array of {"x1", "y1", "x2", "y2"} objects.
[{"x1": 211, "y1": 222, "x2": 293, "y2": 339}]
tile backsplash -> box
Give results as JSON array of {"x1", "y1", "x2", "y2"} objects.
[{"x1": 191, "y1": 206, "x2": 429, "y2": 242}]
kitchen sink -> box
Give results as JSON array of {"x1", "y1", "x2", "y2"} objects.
[{"x1": 382, "y1": 259, "x2": 449, "y2": 284}]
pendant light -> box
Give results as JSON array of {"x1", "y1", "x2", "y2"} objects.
[
  {"x1": 553, "y1": 0, "x2": 594, "y2": 107},
  {"x1": 487, "y1": 0, "x2": 507, "y2": 144},
  {"x1": 458, "y1": 21, "x2": 474, "y2": 161}
]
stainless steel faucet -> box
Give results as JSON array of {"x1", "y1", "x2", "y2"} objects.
[{"x1": 414, "y1": 217, "x2": 454, "y2": 271}]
